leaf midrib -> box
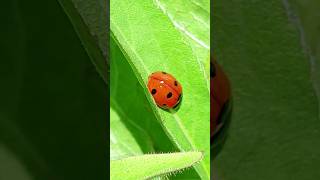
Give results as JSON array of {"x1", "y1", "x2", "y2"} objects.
[{"x1": 154, "y1": 0, "x2": 210, "y2": 92}]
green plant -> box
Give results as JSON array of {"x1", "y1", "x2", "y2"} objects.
[
  {"x1": 110, "y1": 0, "x2": 210, "y2": 179},
  {"x1": 1, "y1": 0, "x2": 209, "y2": 179},
  {"x1": 0, "y1": 0, "x2": 108, "y2": 179},
  {"x1": 213, "y1": 0, "x2": 320, "y2": 179}
]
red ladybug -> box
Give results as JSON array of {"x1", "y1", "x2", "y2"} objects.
[
  {"x1": 148, "y1": 71, "x2": 182, "y2": 109},
  {"x1": 211, "y1": 57, "x2": 231, "y2": 137}
]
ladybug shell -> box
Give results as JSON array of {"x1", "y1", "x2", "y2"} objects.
[
  {"x1": 211, "y1": 58, "x2": 231, "y2": 137},
  {"x1": 148, "y1": 72, "x2": 182, "y2": 109}
]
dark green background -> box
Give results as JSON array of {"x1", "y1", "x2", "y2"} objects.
[
  {"x1": 1, "y1": 1, "x2": 108, "y2": 179},
  {"x1": 213, "y1": 0, "x2": 320, "y2": 179}
]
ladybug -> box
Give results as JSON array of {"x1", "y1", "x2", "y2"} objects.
[
  {"x1": 147, "y1": 71, "x2": 182, "y2": 109},
  {"x1": 211, "y1": 57, "x2": 231, "y2": 138}
]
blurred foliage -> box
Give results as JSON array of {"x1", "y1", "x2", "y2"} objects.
[
  {"x1": 288, "y1": 0, "x2": 320, "y2": 111},
  {"x1": 213, "y1": 0, "x2": 320, "y2": 179},
  {"x1": 57, "y1": 0, "x2": 108, "y2": 84},
  {"x1": 0, "y1": 0, "x2": 107, "y2": 179}
]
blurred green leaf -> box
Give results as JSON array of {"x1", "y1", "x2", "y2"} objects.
[
  {"x1": 110, "y1": 152, "x2": 203, "y2": 180},
  {"x1": 0, "y1": 144, "x2": 32, "y2": 180},
  {"x1": 213, "y1": 0, "x2": 320, "y2": 179},
  {"x1": 111, "y1": 0, "x2": 210, "y2": 179},
  {"x1": 287, "y1": 0, "x2": 320, "y2": 109},
  {"x1": 57, "y1": 0, "x2": 108, "y2": 84},
  {"x1": 0, "y1": 0, "x2": 107, "y2": 179}
]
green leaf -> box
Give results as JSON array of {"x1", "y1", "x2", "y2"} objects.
[
  {"x1": 0, "y1": 144, "x2": 32, "y2": 180},
  {"x1": 110, "y1": 39, "x2": 175, "y2": 153},
  {"x1": 110, "y1": 33, "x2": 200, "y2": 179},
  {"x1": 213, "y1": 1, "x2": 320, "y2": 179},
  {"x1": 155, "y1": 0, "x2": 210, "y2": 81},
  {"x1": 110, "y1": 152, "x2": 203, "y2": 180},
  {"x1": 110, "y1": 107, "x2": 149, "y2": 160},
  {"x1": 57, "y1": 0, "x2": 108, "y2": 84},
  {"x1": 111, "y1": 0, "x2": 210, "y2": 179},
  {"x1": 0, "y1": 1, "x2": 107, "y2": 179},
  {"x1": 287, "y1": 0, "x2": 320, "y2": 107}
]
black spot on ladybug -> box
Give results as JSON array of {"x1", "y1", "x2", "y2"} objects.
[
  {"x1": 151, "y1": 89, "x2": 157, "y2": 95},
  {"x1": 163, "y1": 104, "x2": 167, "y2": 106},
  {"x1": 167, "y1": 92, "x2": 172, "y2": 98},
  {"x1": 162, "y1": 72, "x2": 167, "y2": 74},
  {"x1": 174, "y1": 81, "x2": 178, "y2": 86},
  {"x1": 177, "y1": 94, "x2": 181, "y2": 101}
]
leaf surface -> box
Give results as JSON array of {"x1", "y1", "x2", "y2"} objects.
[
  {"x1": 110, "y1": 152, "x2": 203, "y2": 180},
  {"x1": 111, "y1": 0, "x2": 210, "y2": 178}
]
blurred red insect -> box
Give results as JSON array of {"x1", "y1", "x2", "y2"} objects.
[{"x1": 211, "y1": 57, "x2": 231, "y2": 137}]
